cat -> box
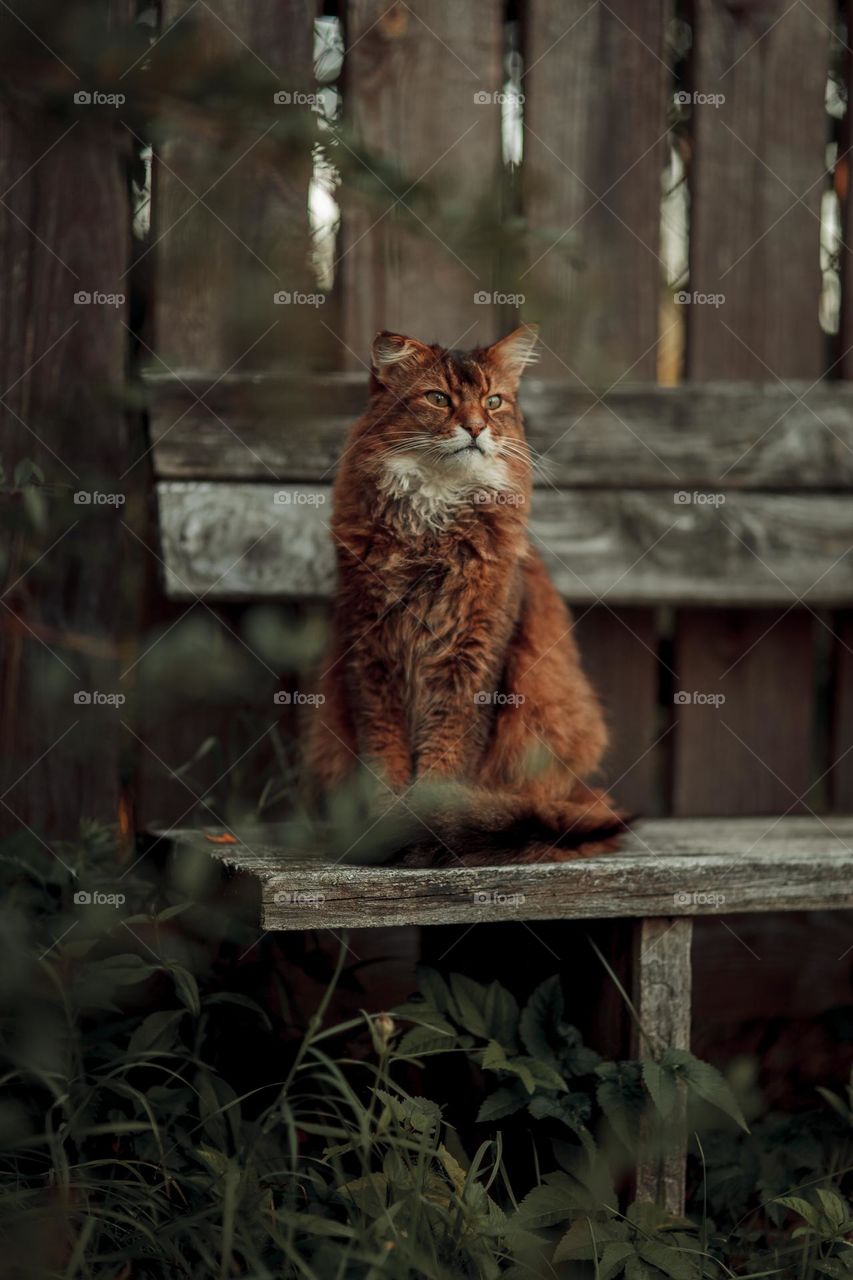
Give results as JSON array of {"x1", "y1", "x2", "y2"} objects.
[{"x1": 304, "y1": 324, "x2": 625, "y2": 866}]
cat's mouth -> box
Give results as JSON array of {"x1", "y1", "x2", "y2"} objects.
[{"x1": 449, "y1": 443, "x2": 484, "y2": 456}]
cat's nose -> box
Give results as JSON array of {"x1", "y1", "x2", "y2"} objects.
[{"x1": 461, "y1": 417, "x2": 486, "y2": 439}]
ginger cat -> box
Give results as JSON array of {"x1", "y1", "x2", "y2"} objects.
[{"x1": 305, "y1": 325, "x2": 624, "y2": 865}]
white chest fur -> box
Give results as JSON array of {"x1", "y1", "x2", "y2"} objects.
[{"x1": 378, "y1": 455, "x2": 511, "y2": 531}]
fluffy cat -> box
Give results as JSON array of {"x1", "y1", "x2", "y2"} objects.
[{"x1": 305, "y1": 325, "x2": 625, "y2": 866}]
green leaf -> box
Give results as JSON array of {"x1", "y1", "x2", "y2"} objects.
[
  {"x1": 663, "y1": 1049, "x2": 749, "y2": 1132},
  {"x1": 776, "y1": 1195, "x2": 819, "y2": 1228},
  {"x1": 816, "y1": 1188, "x2": 849, "y2": 1233},
  {"x1": 596, "y1": 1062, "x2": 647, "y2": 1151},
  {"x1": 553, "y1": 1215, "x2": 629, "y2": 1262},
  {"x1": 168, "y1": 964, "x2": 201, "y2": 1017},
  {"x1": 449, "y1": 973, "x2": 490, "y2": 1037},
  {"x1": 643, "y1": 1059, "x2": 679, "y2": 1119},
  {"x1": 597, "y1": 1242, "x2": 637, "y2": 1280},
  {"x1": 637, "y1": 1240, "x2": 699, "y2": 1279},
  {"x1": 398, "y1": 1021, "x2": 457, "y2": 1057},
  {"x1": 512, "y1": 1173, "x2": 588, "y2": 1230},
  {"x1": 483, "y1": 979, "x2": 519, "y2": 1045},
  {"x1": 416, "y1": 965, "x2": 452, "y2": 1014},
  {"x1": 519, "y1": 974, "x2": 563, "y2": 1066},
  {"x1": 127, "y1": 1009, "x2": 185, "y2": 1056},
  {"x1": 477, "y1": 1085, "x2": 528, "y2": 1123}
]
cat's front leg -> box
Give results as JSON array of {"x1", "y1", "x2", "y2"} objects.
[
  {"x1": 349, "y1": 653, "x2": 413, "y2": 791},
  {"x1": 413, "y1": 650, "x2": 496, "y2": 780}
]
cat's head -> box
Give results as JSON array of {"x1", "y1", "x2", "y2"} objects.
[{"x1": 361, "y1": 325, "x2": 539, "y2": 489}]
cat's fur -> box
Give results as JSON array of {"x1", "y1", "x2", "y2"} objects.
[{"x1": 305, "y1": 325, "x2": 625, "y2": 866}]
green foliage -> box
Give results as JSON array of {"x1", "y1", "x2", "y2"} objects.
[{"x1": 1, "y1": 828, "x2": 853, "y2": 1278}]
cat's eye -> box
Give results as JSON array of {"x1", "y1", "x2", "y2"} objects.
[
  {"x1": 485, "y1": 394, "x2": 502, "y2": 409},
  {"x1": 425, "y1": 390, "x2": 450, "y2": 407}
]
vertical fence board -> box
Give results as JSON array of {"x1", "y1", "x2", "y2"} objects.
[
  {"x1": 687, "y1": 0, "x2": 830, "y2": 379},
  {"x1": 523, "y1": 0, "x2": 671, "y2": 384},
  {"x1": 673, "y1": 610, "x2": 815, "y2": 815},
  {"x1": 154, "y1": 0, "x2": 315, "y2": 373},
  {"x1": 0, "y1": 22, "x2": 134, "y2": 837},
  {"x1": 574, "y1": 607, "x2": 662, "y2": 817},
  {"x1": 830, "y1": 611, "x2": 853, "y2": 809},
  {"x1": 339, "y1": 0, "x2": 504, "y2": 362}
]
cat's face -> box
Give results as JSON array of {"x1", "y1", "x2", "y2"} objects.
[{"x1": 364, "y1": 325, "x2": 538, "y2": 486}]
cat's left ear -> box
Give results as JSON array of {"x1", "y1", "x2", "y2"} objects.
[{"x1": 486, "y1": 324, "x2": 539, "y2": 387}]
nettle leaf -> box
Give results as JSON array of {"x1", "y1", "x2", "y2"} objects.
[
  {"x1": 338, "y1": 1172, "x2": 388, "y2": 1218},
  {"x1": 662, "y1": 1049, "x2": 749, "y2": 1132},
  {"x1": 560, "y1": 1024, "x2": 602, "y2": 1077},
  {"x1": 512, "y1": 1171, "x2": 591, "y2": 1230},
  {"x1": 416, "y1": 966, "x2": 452, "y2": 1014},
  {"x1": 625, "y1": 1257, "x2": 659, "y2": 1280},
  {"x1": 637, "y1": 1239, "x2": 700, "y2": 1279},
  {"x1": 519, "y1": 975, "x2": 563, "y2": 1066},
  {"x1": 528, "y1": 1090, "x2": 592, "y2": 1133},
  {"x1": 596, "y1": 1062, "x2": 647, "y2": 1152},
  {"x1": 481, "y1": 1040, "x2": 535, "y2": 1093},
  {"x1": 449, "y1": 973, "x2": 490, "y2": 1037},
  {"x1": 552, "y1": 1215, "x2": 630, "y2": 1263},
  {"x1": 816, "y1": 1188, "x2": 849, "y2": 1233},
  {"x1": 597, "y1": 1241, "x2": 638, "y2": 1280},
  {"x1": 643, "y1": 1059, "x2": 679, "y2": 1119},
  {"x1": 477, "y1": 1084, "x2": 528, "y2": 1123},
  {"x1": 398, "y1": 1020, "x2": 457, "y2": 1057},
  {"x1": 483, "y1": 979, "x2": 519, "y2": 1045}
]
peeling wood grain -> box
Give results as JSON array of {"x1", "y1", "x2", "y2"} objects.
[
  {"x1": 165, "y1": 817, "x2": 853, "y2": 930},
  {"x1": 156, "y1": 481, "x2": 853, "y2": 605}
]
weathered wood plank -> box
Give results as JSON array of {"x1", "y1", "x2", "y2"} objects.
[
  {"x1": 339, "y1": 0, "x2": 504, "y2": 359},
  {"x1": 574, "y1": 608, "x2": 662, "y2": 815},
  {"x1": 155, "y1": 481, "x2": 853, "y2": 606},
  {"x1": 633, "y1": 917, "x2": 692, "y2": 1213},
  {"x1": 153, "y1": 0, "x2": 316, "y2": 372},
  {"x1": 165, "y1": 817, "x2": 853, "y2": 930},
  {"x1": 831, "y1": 610, "x2": 853, "y2": 809},
  {"x1": 523, "y1": 0, "x2": 671, "y2": 381},
  {"x1": 687, "y1": 0, "x2": 831, "y2": 379},
  {"x1": 146, "y1": 375, "x2": 853, "y2": 487},
  {"x1": 673, "y1": 610, "x2": 816, "y2": 815}
]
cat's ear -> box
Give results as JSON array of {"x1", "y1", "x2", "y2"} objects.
[
  {"x1": 486, "y1": 324, "x2": 539, "y2": 386},
  {"x1": 371, "y1": 331, "x2": 434, "y2": 384}
]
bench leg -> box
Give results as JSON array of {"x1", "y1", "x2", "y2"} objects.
[{"x1": 632, "y1": 916, "x2": 693, "y2": 1215}]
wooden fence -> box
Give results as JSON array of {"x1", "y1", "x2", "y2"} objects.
[{"x1": 145, "y1": 0, "x2": 853, "y2": 828}]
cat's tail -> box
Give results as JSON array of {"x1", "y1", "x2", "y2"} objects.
[{"x1": 395, "y1": 779, "x2": 629, "y2": 867}]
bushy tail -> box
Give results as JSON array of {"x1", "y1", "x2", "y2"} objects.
[{"x1": 394, "y1": 779, "x2": 629, "y2": 867}]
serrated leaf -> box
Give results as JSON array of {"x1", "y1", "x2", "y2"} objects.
[
  {"x1": 816, "y1": 1188, "x2": 848, "y2": 1232},
  {"x1": 663, "y1": 1049, "x2": 749, "y2": 1132},
  {"x1": 398, "y1": 1021, "x2": 457, "y2": 1057},
  {"x1": 777, "y1": 1195, "x2": 819, "y2": 1227},
  {"x1": 519, "y1": 974, "x2": 563, "y2": 1065},
  {"x1": 553, "y1": 1215, "x2": 629, "y2": 1262},
  {"x1": 643, "y1": 1059, "x2": 679, "y2": 1119},
  {"x1": 416, "y1": 966, "x2": 452, "y2": 1014},
  {"x1": 596, "y1": 1241, "x2": 637, "y2": 1280},
  {"x1": 449, "y1": 973, "x2": 490, "y2": 1037},
  {"x1": 596, "y1": 1062, "x2": 647, "y2": 1152},
  {"x1": 513, "y1": 1173, "x2": 587, "y2": 1230},
  {"x1": 477, "y1": 1085, "x2": 527, "y2": 1123},
  {"x1": 637, "y1": 1240, "x2": 699, "y2": 1279}
]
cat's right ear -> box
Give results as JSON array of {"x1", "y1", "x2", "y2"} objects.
[{"x1": 370, "y1": 331, "x2": 433, "y2": 390}]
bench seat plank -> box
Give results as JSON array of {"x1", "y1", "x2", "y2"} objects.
[{"x1": 167, "y1": 817, "x2": 853, "y2": 931}]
